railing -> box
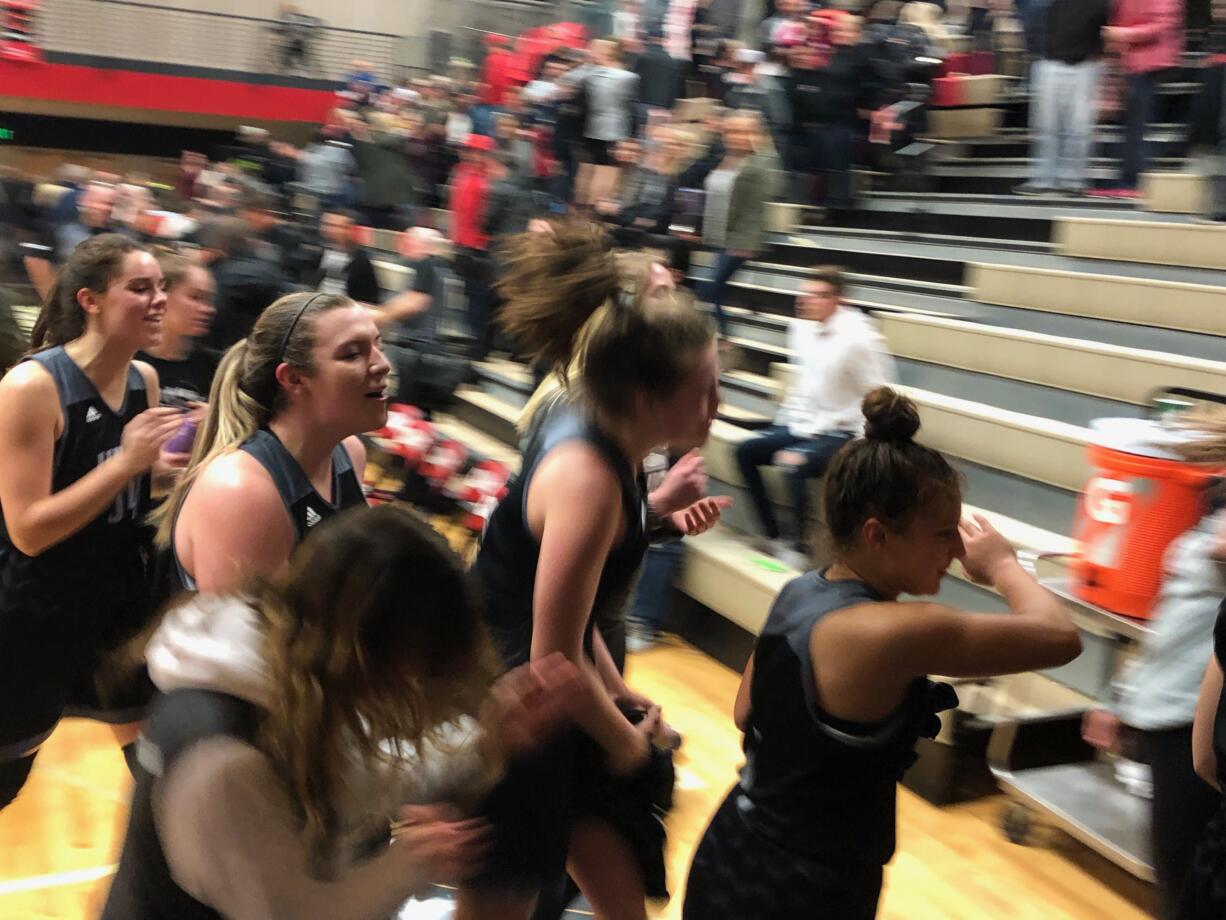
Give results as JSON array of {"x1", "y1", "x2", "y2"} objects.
[
  {"x1": 31, "y1": 0, "x2": 605, "y2": 86},
  {"x1": 38, "y1": 0, "x2": 409, "y2": 84}
]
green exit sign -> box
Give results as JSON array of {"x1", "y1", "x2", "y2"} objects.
[{"x1": 0, "y1": 128, "x2": 13, "y2": 141}]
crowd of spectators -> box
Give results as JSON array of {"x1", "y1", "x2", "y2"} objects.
[{"x1": 4, "y1": 0, "x2": 1226, "y2": 380}]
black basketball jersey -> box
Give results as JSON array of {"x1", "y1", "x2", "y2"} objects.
[
  {"x1": 737, "y1": 572, "x2": 958, "y2": 866},
  {"x1": 239, "y1": 428, "x2": 365, "y2": 540},
  {"x1": 172, "y1": 428, "x2": 364, "y2": 590},
  {"x1": 473, "y1": 403, "x2": 649, "y2": 669},
  {"x1": 0, "y1": 346, "x2": 151, "y2": 597}
]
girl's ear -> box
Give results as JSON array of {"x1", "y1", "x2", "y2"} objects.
[{"x1": 76, "y1": 286, "x2": 101, "y2": 316}]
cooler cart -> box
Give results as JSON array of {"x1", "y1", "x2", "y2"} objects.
[{"x1": 988, "y1": 387, "x2": 1226, "y2": 881}]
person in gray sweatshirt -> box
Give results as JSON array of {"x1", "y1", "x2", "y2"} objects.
[
  {"x1": 1083, "y1": 497, "x2": 1226, "y2": 919},
  {"x1": 101, "y1": 505, "x2": 587, "y2": 920},
  {"x1": 297, "y1": 126, "x2": 356, "y2": 213}
]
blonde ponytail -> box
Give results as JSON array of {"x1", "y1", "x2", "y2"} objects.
[{"x1": 149, "y1": 292, "x2": 354, "y2": 546}]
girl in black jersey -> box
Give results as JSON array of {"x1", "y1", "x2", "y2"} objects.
[
  {"x1": 136, "y1": 249, "x2": 218, "y2": 411},
  {"x1": 0, "y1": 234, "x2": 184, "y2": 808},
  {"x1": 683, "y1": 388, "x2": 1082, "y2": 920},
  {"x1": 456, "y1": 222, "x2": 724, "y2": 920},
  {"x1": 155, "y1": 291, "x2": 388, "y2": 594}
]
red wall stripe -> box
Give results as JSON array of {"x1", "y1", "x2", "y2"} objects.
[{"x1": 0, "y1": 60, "x2": 336, "y2": 123}]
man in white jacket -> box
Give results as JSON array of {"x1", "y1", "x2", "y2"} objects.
[{"x1": 734, "y1": 268, "x2": 893, "y2": 566}]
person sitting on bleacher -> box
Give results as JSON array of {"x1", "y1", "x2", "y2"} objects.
[{"x1": 735, "y1": 267, "x2": 893, "y2": 569}]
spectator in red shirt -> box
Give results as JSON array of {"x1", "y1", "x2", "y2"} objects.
[
  {"x1": 482, "y1": 34, "x2": 518, "y2": 107},
  {"x1": 449, "y1": 134, "x2": 497, "y2": 359},
  {"x1": 1090, "y1": 0, "x2": 1184, "y2": 197}
]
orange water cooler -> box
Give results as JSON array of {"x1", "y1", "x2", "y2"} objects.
[{"x1": 1071, "y1": 417, "x2": 1223, "y2": 619}]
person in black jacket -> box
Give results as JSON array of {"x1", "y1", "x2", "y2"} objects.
[
  {"x1": 635, "y1": 28, "x2": 685, "y2": 116},
  {"x1": 197, "y1": 217, "x2": 293, "y2": 354},
  {"x1": 1190, "y1": 2, "x2": 1226, "y2": 222},
  {"x1": 789, "y1": 14, "x2": 876, "y2": 207},
  {"x1": 311, "y1": 208, "x2": 381, "y2": 305},
  {"x1": 484, "y1": 153, "x2": 542, "y2": 241}
]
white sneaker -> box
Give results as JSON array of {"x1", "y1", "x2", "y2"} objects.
[
  {"x1": 749, "y1": 535, "x2": 777, "y2": 556},
  {"x1": 626, "y1": 624, "x2": 659, "y2": 653},
  {"x1": 762, "y1": 539, "x2": 810, "y2": 570},
  {"x1": 776, "y1": 546, "x2": 812, "y2": 572}
]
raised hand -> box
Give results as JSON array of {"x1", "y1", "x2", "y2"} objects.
[
  {"x1": 650, "y1": 449, "x2": 708, "y2": 516},
  {"x1": 958, "y1": 514, "x2": 1018, "y2": 587},
  {"x1": 482, "y1": 652, "x2": 581, "y2": 758},
  {"x1": 391, "y1": 804, "x2": 492, "y2": 884},
  {"x1": 670, "y1": 495, "x2": 733, "y2": 537}
]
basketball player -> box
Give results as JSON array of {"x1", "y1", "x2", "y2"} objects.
[
  {"x1": 136, "y1": 249, "x2": 218, "y2": 410},
  {"x1": 0, "y1": 234, "x2": 183, "y2": 808},
  {"x1": 683, "y1": 388, "x2": 1082, "y2": 919},
  {"x1": 455, "y1": 221, "x2": 723, "y2": 920},
  {"x1": 155, "y1": 291, "x2": 389, "y2": 593}
]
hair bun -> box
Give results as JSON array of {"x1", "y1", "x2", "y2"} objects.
[{"x1": 862, "y1": 387, "x2": 920, "y2": 444}]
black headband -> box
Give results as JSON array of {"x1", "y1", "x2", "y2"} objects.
[{"x1": 276, "y1": 292, "x2": 326, "y2": 366}]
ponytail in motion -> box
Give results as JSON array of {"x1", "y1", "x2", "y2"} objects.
[
  {"x1": 499, "y1": 220, "x2": 714, "y2": 422},
  {"x1": 152, "y1": 291, "x2": 353, "y2": 545}
]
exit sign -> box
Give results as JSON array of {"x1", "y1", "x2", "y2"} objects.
[{"x1": 0, "y1": 128, "x2": 13, "y2": 141}]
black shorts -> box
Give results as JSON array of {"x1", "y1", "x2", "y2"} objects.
[
  {"x1": 683, "y1": 790, "x2": 883, "y2": 920},
  {"x1": 470, "y1": 709, "x2": 673, "y2": 899},
  {"x1": 0, "y1": 552, "x2": 156, "y2": 760}
]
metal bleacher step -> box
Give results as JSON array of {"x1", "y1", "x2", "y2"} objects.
[
  {"x1": 703, "y1": 297, "x2": 1223, "y2": 428},
  {"x1": 824, "y1": 193, "x2": 1198, "y2": 243},
  {"x1": 1053, "y1": 216, "x2": 1226, "y2": 271}
]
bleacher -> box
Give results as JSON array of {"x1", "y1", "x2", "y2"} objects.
[{"x1": 362, "y1": 174, "x2": 1226, "y2": 713}]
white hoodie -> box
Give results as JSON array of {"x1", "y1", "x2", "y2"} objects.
[{"x1": 138, "y1": 595, "x2": 493, "y2": 920}]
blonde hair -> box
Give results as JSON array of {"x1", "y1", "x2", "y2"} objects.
[
  {"x1": 1173, "y1": 405, "x2": 1226, "y2": 465},
  {"x1": 152, "y1": 246, "x2": 200, "y2": 291},
  {"x1": 151, "y1": 292, "x2": 354, "y2": 545}
]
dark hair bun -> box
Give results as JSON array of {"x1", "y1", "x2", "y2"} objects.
[{"x1": 862, "y1": 387, "x2": 920, "y2": 444}]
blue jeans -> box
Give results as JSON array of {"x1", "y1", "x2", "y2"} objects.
[
  {"x1": 1121, "y1": 70, "x2": 1161, "y2": 189},
  {"x1": 705, "y1": 249, "x2": 749, "y2": 337},
  {"x1": 629, "y1": 541, "x2": 685, "y2": 634},
  {"x1": 734, "y1": 426, "x2": 852, "y2": 546},
  {"x1": 1029, "y1": 59, "x2": 1101, "y2": 189}
]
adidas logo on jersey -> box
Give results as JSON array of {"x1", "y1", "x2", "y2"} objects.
[
  {"x1": 305, "y1": 507, "x2": 322, "y2": 528},
  {"x1": 85, "y1": 406, "x2": 102, "y2": 423}
]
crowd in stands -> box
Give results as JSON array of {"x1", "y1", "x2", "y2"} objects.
[
  {"x1": 2, "y1": 0, "x2": 1224, "y2": 370},
  {"x1": 5, "y1": 3, "x2": 1226, "y2": 919}
]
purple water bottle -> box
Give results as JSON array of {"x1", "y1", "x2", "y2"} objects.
[{"x1": 164, "y1": 417, "x2": 198, "y2": 455}]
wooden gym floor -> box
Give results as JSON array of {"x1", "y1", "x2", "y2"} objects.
[{"x1": 0, "y1": 636, "x2": 1157, "y2": 919}]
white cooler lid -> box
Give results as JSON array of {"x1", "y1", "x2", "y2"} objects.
[{"x1": 1089, "y1": 417, "x2": 1200, "y2": 461}]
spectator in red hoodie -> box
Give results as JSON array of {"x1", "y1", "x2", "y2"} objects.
[
  {"x1": 450, "y1": 134, "x2": 496, "y2": 359},
  {"x1": 482, "y1": 34, "x2": 518, "y2": 107},
  {"x1": 1090, "y1": 0, "x2": 1184, "y2": 198}
]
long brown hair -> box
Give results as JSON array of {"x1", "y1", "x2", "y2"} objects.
[
  {"x1": 30, "y1": 233, "x2": 145, "y2": 351},
  {"x1": 498, "y1": 220, "x2": 714, "y2": 421},
  {"x1": 253, "y1": 504, "x2": 498, "y2": 874},
  {"x1": 151, "y1": 292, "x2": 353, "y2": 544}
]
